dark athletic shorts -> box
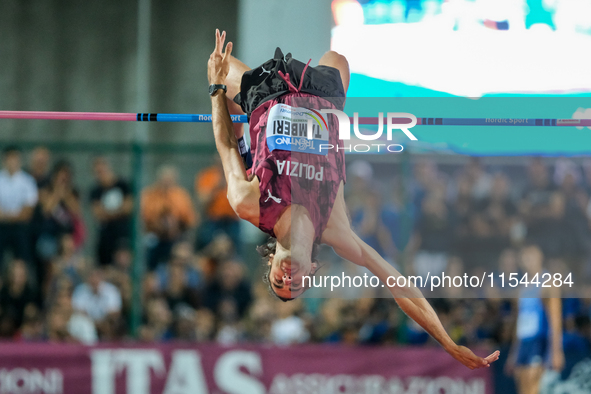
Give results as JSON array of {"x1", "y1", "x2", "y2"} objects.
[
  {"x1": 515, "y1": 337, "x2": 549, "y2": 366},
  {"x1": 233, "y1": 47, "x2": 346, "y2": 118}
]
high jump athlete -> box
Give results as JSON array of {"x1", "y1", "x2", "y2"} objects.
[{"x1": 207, "y1": 29, "x2": 499, "y2": 370}]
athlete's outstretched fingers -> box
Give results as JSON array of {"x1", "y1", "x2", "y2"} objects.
[
  {"x1": 453, "y1": 345, "x2": 492, "y2": 370},
  {"x1": 211, "y1": 28, "x2": 247, "y2": 139},
  {"x1": 214, "y1": 29, "x2": 220, "y2": 53},
  {"x1": 208, "y1": 30, "x2": 232, "y2": 87},
  {"x1": 215, "y1": 29, "x2": 226, "y2": 56},
  {"x1": 485, "y1": 350, "x2": 501, "y2": 364},
  {"x1": 224, "y1": 41, "x2": 233, "y2": 59}
]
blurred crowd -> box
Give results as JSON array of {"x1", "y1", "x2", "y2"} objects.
[
  {"x1": 342, "y1": 157, "x2": 591, "y2": 354},
  {"x1": 0, "y1": 144, "x2": 247, "y2": 344},
  {"x1": 1, "y1": 145, "x2": 591, "y2": 358}
]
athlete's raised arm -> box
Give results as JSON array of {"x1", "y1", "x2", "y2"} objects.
[
  {"x1": 208, "y1": 29, "x2": 260, "y2": 225},
  {"x1": 322, "y1": 184, "x2": 500, "y2": 370}
]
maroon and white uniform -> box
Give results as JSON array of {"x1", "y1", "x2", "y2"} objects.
[{"x1": 235, "y1": 48, "x2": 347, "y2": 242}]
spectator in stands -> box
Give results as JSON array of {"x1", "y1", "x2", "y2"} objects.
[
  {"x1": 173, "y1": 303, "x2": 197, "y2": 340},
  {"x1": 49, "y1": 286, "x2": 97, "y2": 344},
  {"x1": 139, "y1": 297, "x2": 173, "y2": 342},
  {"x1": 45, "y1": 306, "x2": 75, "y2": 343},
  {"x1": 0, "y1": 145, "x2": 38, "y2": 268},
  {"x1": 457, "y1": 211, "x2": 510, "y2": 275},
  {"x1": 412, "y1": 185, "x2": 453, "y2": 278},
  {"x1": 46, "y1": 234, "x2": 87, "y2": 299},
  {"x1": 162, "y1": 257, "x2": 201, "y2": 312},
  {"x1": 194, "y1": 156, "x2": 241, "y2": 252},
  {"x1": 246, "y1": 286, "x2": 276, "y2": 343},
  {"x1": 142, "y1": 271, "x2": 161, "y2": 303},
  {"x1": 71, "y1": 267, "x2": 122, "y2": 338},
  {"x1": 312, "y1": 298, "x2": 345, "y2": 342},
  {"x1": 141, "y1": 165, "x2": 197, "y2": 270},
  {"x1": 27, "y1": 146, "x2": 52, "y2": 188},
  {"x1": 270, "y1": 300, "x2": 310, "y2": 345},
  {"x1": 90, "y1": 156, "x2": 133, "y2": 266},
  {"x1": 103, "y1": 241, "x2": 133, "y2": 314},
  {"x1": 346, "y1": 161, "x2": 396, "y2": 259},
  {"x1": 202, "y1": 232, "x2": 236, "y2": 263},
  {"x1": 457, "y1": 174, "x2": 514, "y2": 276},
  {"x1": 345, "y1": 160, "x2": 375, "y2": 213},
  {"x1": 356, "y1": 298, "x2": 393, "y2": 344},
  {"x1": 486, "y1": 248, "x2": 521, "y2": 299},
  {"x1": 478, "y1": 173, "x2": 518, "y2": 238},
  {"x1": 520, "y1": 158, "x2": 569, "y2": 258},
  {"x1": 462, "y1": 157, "x2": 493, "y2": 201},
  {"x1": 0, "y1": 259, "x2": 39, "y2": 337},
  {"x1": 381, "y1": 184, "x2": 414, "y2": 258},
  {"x1": 215, "y1": 297, "x2": 245, "y2": 345},
  {"x1": 36, "y1": 160, "x2": 84, "y2": 264},
  {"x1": 194, "y1": 308, "x2": 216, "y2": 342},
  {"x1": 411, "y1": 159, "x2": 439, "y2": 210},
  {"x1": 203, "y1": 259, "x2": 251, "y2": 320},
  {"x1": 17, "y1": 304, "x2": 44, "y2": 342},
  {"x1": 155, "y1": 241, "x2": 201, "y2": 290},
  {"x1": 453, "y1": 174, "x2": 474, "y2": 229},
  {"x1": 520, "y1": 157, "x2": 555, "y2": 210},
  {"x1": 554, "y1": 160, "x2": 590, "y2": 259}
]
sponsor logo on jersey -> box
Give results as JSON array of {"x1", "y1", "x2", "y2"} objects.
[
  {"x1": 264, "y1": 189, "x2": 282, "y2": 203},
  {"x1": 266, "y1": 104, "x2": 329, "y2": 156}
]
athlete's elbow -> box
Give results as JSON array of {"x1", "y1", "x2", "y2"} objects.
[
  {"x1": 233, "y1": 202, "x2": 255, "y2": 222},
  {"x1": 229, "y1": 193, "x2": 257, "y2": 222}
]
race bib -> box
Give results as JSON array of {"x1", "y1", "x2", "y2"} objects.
[{"x1": 266, "y1": 103, "x2": 329, "y2": 156}]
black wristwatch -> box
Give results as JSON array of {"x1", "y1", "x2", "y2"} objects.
[{"x1": 209, "y1": 84, "x2": 227, "y2": 96}]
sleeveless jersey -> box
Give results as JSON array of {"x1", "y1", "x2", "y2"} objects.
[
  {"x1": 247, "y1": 92, "x2": 346, "y2": 242},
  {"x1": 235, "y1": 48, "x2": 347, "y2": 242},
  {"x1": 516, "y1": 284, "x2": 549, "y2": 340}
]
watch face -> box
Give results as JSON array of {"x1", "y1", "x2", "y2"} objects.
[{"x1": 209, "y1": 85, "x2": 215, "y2": 95}]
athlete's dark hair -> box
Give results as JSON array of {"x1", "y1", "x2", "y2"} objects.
[{"x1": 257, "y1": 237, "x2": 320, "y2": 302}]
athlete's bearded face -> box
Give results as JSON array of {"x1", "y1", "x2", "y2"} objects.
[{"x1": 268, "y1": 245, "x2": 318, "y2": 300}]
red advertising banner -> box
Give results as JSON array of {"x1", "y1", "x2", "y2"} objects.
[{"x1": 0, "y1": 343, "x2": 493, "y2": 394}]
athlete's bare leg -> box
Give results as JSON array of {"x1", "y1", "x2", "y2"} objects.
[
  {"x1": 224, "y1": 55, "x2": 250, "y2": 139},
  {"x1": 514, "y1": 365, "x2": 544, "y2": 394},
  {"x1": 318, "y1": 51, "x2": 350, "y2": 94}
]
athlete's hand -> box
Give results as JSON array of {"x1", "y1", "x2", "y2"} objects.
[
  {"x1": 208, "y1": 29, "x2": 233, "y2": 86},
  {"x1": 450, "y1": 346, "x2": 500, "y2": 370}
]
